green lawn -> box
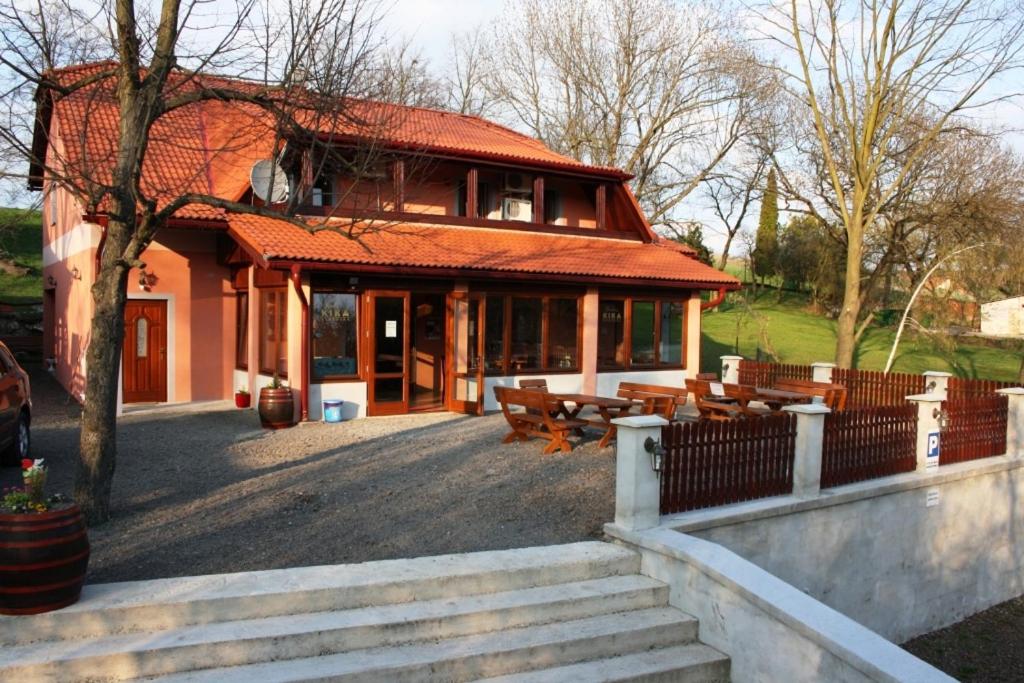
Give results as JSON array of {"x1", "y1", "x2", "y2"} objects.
[
  {"x1": 0, "y1": 208, "x2": 42, "y2": 304},
  {"x1": 701, "y1": 290, "x2": 1023, "y2": 382}
]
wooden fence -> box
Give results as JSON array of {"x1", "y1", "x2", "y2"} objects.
[
  {"x1": 737, "y1": 360, "x2": 813, "y2": 387},
  {"x1": 831, "y1": 368, "x2": 926, "y2": 408},
  {"x1": 940, "y1": 394, "x2": 1008, "y2": 465},
  {"x1": 660, "y1": 414, "x2": 796, "y2": 514},
  {"x1": 821, "y1": 405, "x2": 918, "y2": 488},
  {"x1": 947, "y1": 378, "x2": 1019, "y2": 401}
]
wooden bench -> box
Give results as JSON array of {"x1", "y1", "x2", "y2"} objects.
[
  {"x1": 774, "y1": 378, "x2": 848, "y2": 411},
  {"x1": 494, "y1": 386, "x2": 588, "y2": 454},
  {"x1": 616, "y1": 382, "x2": 688, "y2": 421},
  {"x1": 685, "y1": 379, "x2": 771, "y2": 420}
]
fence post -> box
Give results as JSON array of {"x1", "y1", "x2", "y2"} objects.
[
  {"x1": 907, "y1": 393, "x2": 944, "y2": 472},
  {"x1": 721, "y1": 355, "x2": 743, "y2": 384},
  {"x1": 996, "y1": 388, "x2": 1024, "y2": 456},
  {"x1": 612, "y1": 415, "x2": 670, "y2": 531},
  {"x1": 811, "y1": 362, "x2": 836, "y2": 384},
  {"x1": 923, "y1": 371, "x2": 953, "y2": 397},
  {"x1": 783, "y1": 403, "x2": 830, "y2": 498}
]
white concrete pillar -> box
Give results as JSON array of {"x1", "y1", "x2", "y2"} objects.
[
  {"x1": 246, "y1": 266, "x2": 258, "y2": 407},
  {"x1": 811, "y1": 362, "x2": 836, "y2": 384},
  {"x1": 721, "y1": 355, "x2": 743, "y2": 384},
  {"x1": 907, "y1": 394, "x2": 945, "y2": 472},
  {"x1": 783, "y1": 403, "x2": 830, "y2": 498},
  {"x1": 923, "y1": 371, "x2": 953, "y2": 397},
  {"x1": 997, "y1": 388, "x2": 1024, "y2": 456},
  {"x1": 612, "y1": 414, "x2": 669, "y2": 531}
]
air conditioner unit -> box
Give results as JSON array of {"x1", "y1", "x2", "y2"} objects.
[
  {"x1": 502, "y1": 197, "x2": 532, "y2": 222},
  {"x1": 503, "y1": 172, "x2": 532, "y2": 193}
]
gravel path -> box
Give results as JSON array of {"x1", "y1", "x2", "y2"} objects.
[{"x1": 2, "y1": 368, "x2": 615, "y2": 584}]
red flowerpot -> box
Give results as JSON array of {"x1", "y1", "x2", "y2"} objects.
[
  {"x1": 235, "y1": 392, "x2": 251, "y2": 408},
  {"x1": 0, "y1": 504, "x2": 90, "y2": 615}
]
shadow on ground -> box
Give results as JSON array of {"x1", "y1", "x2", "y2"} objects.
[{"x1": 3, "y1": 367, "x2": 616, "y2": 584}]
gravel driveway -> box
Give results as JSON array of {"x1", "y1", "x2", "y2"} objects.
[{"x1": 3, "y1": 368, "x2": 616, "y2": 584}]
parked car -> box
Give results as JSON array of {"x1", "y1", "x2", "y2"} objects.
[{"x1": 0, "y1": 340, "x2": 31, "y2": 465}]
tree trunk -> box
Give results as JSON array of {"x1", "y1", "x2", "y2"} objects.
[
  {"x1": 74, "y1": 215, "x2": 135, "y2": 525},
  {"x1": 835, "y1": 212, "x2": 864, "y2": 369},
  {"x1": 717, "y1": 232, "x2": 735, "y2": 271}
]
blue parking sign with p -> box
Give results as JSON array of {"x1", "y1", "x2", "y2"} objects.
[{"x1": 927, "y1": 431, "x2": 940, "y2": 469}]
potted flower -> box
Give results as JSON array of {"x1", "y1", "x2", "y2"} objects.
[
  {"x1": 235, "y1": 385, "x2": 251, "y2": 408},
  {"x1": 0, "y1": 459, "x2": 90, "y2": 615},
  {"x1": 258, "y1": 373, "x2": 295, "y2": 429}
]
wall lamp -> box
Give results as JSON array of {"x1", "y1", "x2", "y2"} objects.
[
  {"x1": 46, "y1": 275, "x2": 57, "y2": 288},
  {"x1": 933, "y1": 407, "x2": 950, "y2": 431},
  {"x1": 644, "y1": 436, "x2": 666, "y2": 472},
  {"x1": 138, "y1": 269, "x2": 156, "y2": 291},
  {"x1": 70, "y1": 266, "x2": 81, "y2": 280}
]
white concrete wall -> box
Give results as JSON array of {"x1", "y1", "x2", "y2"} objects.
[
  {"x1": 595, "y1": 369, "x2": 686, "y2": 397},
  {"x1": 606, "y1": 527, "x2": 952, "y2": 683},
  {"x1": 308, "y1": 382, "x2": 368, "y2": 420},
  {"x1": 673, "y1": 455, "x2": 1024, "y2": 643},
  {"x1": 483, "y1": 374, "x2": 584, "y2": 411},
  {"x1": 232, "y1": 369, "x2": 250, "y2": 397},
  {"x1": 981, "y1": 297, "x2": 1024, "y2": 337}
]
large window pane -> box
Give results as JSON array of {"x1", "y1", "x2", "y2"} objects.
[
  {"x1": 510, "y1": 298, "x2": 542, "y2": 371},
  {"x1": 598, "y1": 300, "x2": 625, "y2": 368},
  {"x1": 374, "y1": 296, "x2": 404, "y2": 374},
  {"x1": 631, "y1": 301, "x2": 656, "y2": 366},
  {"x1": 660, "y1": 301, "x2": 684, "y2": 365},
  {"x1": 547, "y1": 298, "x2": 578, "y2": 369},
  {"x1": 259, "y1": 289, "x2": 287, "y2": 376},
  {"x1": 485, "y1": 296, "x2": 505, "y2": 372},
  {"x1": 312, "y1": 292, "x2": 358, "y2": 379}
]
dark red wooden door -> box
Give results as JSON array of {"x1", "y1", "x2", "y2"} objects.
[{"x1": 123, "y1": 300, "x2": 167, "y2": 403}]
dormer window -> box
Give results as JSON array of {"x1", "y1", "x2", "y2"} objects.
[
  {"x1": 311, "y1": 174, "x2": 333, "y2": 207},
  {"x1": 543, "y1": 189, "x2": 562, "y2": 224}
]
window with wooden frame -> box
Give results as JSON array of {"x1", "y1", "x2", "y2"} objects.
[
  {"x1": 235, "y1": 292, "x2": 248, "y2": 370},
  {"x1": 597, "y1": 297, "x2": 686, "y2": 370},
  {"x1": 484, "y1": 294, "x2": 581, "y2": 374},
  {"x1": 258, "y1": 288, "x2": 288, "y2": 377},
  {"x1": 311, "y1": 292, "x2": 359, "y2": 381}
]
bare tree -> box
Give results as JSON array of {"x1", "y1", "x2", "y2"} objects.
[
  {"x1": 760, "y1": 0, "x2": 1024, "y2": 367},
  {"x1": 444, "y1": 28, "x2": 495, "y2": 117},
  {"x1": 701, "y1": 149, "x2": 771, "y2": 270},
  {"x1": 0, "y1": 0, "x2": 411, "y2": 523},
  {"x1": 477, "y1": 0, "x2": 768, "y2": 224}
]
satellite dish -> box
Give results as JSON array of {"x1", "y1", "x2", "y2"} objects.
[{"x1": 250, "y1": 159, "x2": 289, "y2": 203}]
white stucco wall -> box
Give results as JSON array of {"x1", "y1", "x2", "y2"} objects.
[
  {"x1": 483, "y1": 374, "x2": 585, "y2": 411},
  {"x1": 595, "y1": 369, "x2": 686, "y2": 397},
  {"x1": 980, "y1": 296, "x2": 1024, "y2": 337},
  {"x1": 308, "y1": 382, "x2": 368, "y2": 420},
  {"x1": 672, "y1": 455, "x2": 1024, "y2": 643}
]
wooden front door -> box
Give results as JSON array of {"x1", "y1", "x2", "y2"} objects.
[
  {"x1": 447, "y1": 292, "x2": 485, "y2": 415},
  {"x1": 123, "y1": 300, "x2": 167, "y2": 403},
  {"x1": 365, "y1": 290, "x2": 410, "y2": 416}
]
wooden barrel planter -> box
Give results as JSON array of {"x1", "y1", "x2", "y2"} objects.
[
  {"x1": 0, "y1": 504, "x2": 90, "y2": 615},
  {"x1": 258, "y1": 387, "x2": 295, "y2": 429}
]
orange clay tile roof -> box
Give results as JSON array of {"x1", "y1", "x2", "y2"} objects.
[
  {"x1": 227, "y1": 214, "x2": 738, "y2": 287},
  {"x1": 37, "y1": 61, "x2": 627, "y2": 212}
]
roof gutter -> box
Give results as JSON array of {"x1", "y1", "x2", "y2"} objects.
[
  {"x1": 700, "y1": 287, "x2": 729, "y2": 311},
  {"x1": 289, "y1": 265, "x2": 309, "y2": 423}
]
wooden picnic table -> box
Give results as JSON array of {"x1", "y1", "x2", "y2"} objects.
[
  {"x1": 752, "y1": 387, "x2": 813, "y2": 411},
  {"x1": 551, "y1": 393, "x2": 639, "y2": 448}
]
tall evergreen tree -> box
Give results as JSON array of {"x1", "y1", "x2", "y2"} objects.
[{"x1": 753, "y1": 168, "x2": 779, "y2": 283}]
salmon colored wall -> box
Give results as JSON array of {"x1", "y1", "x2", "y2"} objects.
[
  {"x1": 546, "y1": 178, "x2": 598, "y2": 229},
  {"x1": 42, "y1": 113, "x2": 96, "y2": 402},
  {"x1": 126, "y1": 229, "x2": 234, "y2": 402}
]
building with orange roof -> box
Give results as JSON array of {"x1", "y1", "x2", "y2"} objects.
[{"x1": 31, "y1": 63, "x2": 738, "y2": 419}]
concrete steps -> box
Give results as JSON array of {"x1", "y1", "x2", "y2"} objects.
[{"x1": 0, "y1": 542, "x2": 730, "y2": 682}]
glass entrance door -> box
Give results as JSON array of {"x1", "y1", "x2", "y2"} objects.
[
  {"x1": 367, "y1": 291, "x2": 410, "y2": 415},
  {"x1": 448, "y1": 292, "x2": 485, "y2": 415}
]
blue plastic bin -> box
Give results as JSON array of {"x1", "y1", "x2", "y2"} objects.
[{"x1": 322, "y1": 399, "x2": 344, "y2": 423}]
